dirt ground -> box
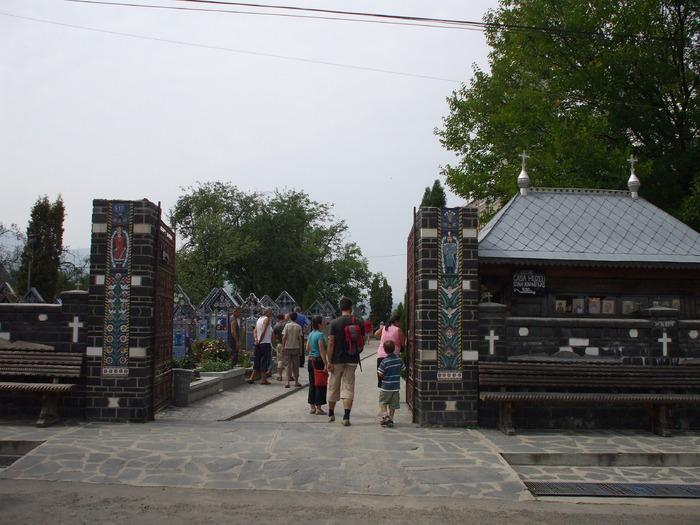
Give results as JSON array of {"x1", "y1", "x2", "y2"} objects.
[{"x1": 1, "y1": 479, "x2": 699, "y2": 525}]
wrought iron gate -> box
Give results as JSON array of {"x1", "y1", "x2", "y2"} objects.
[
  {"x1": 405, "y1": 210, "x2": 417, "y2": 421},
  {"x1": 153, "y1": 218, "x2": 175, "y2": 415}
]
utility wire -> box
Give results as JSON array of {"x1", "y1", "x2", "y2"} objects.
[
  {"x1": 0, "y1": 11, "x2": 463, "y2": 83},
  {"x1": 66, "y1": 0, "x2": 484, "y2": 32},
  {"x1": 67, "y1": 0, "x2": 675, "y2": 42}
]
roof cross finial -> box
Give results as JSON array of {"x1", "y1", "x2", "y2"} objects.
[
  {"x1": 520, "y1": 150, "x2": 529, "y2": 170},
  {"x1": 627, "y1": 154, "x2": 640, "y2": 199},
  {"x1": 628, "y1": 154, "x2": 637, "y2": 175},
  {"x1": 517, "y1": 150, "x2": 530, "y2": 196}
]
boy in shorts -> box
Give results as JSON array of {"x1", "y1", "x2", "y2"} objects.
[{"x1": 377, "y1": 340, "x2": 405, "y2": 427}]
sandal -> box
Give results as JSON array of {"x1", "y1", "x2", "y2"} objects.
[
  {"x1": 276, "y1": 376, "x2": 283, "y2": 381},
  {"x1": 315, "y1": 408, "x2": 327, "y2": 415},
  {"x1": 294, "y1": 383, "x2": 302, "y2": 387},
  {"x1": 246, "y1": 380, "x2": 254, "y2": 384},
  {"x1": 285, "y1": 383, "x2": 290, "y2": 388},
  {"x1": 309, "y1": 408, "x2": 317, "y2": 414}
]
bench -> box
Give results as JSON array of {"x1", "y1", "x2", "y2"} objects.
[
  {"x1": 0, "y1": 348, "x2": 83, "y2": 427},
  {"x1": 478, "y1": 360, "x2": 700, "y2": 437}
]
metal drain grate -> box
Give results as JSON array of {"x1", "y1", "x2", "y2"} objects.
[{"x1": 526, "y1": 481, "x2": 700, "y2": 498}]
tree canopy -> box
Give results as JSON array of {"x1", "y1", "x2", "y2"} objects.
[
  {"x1": 420, "y1": 179, "x2": 448, "y2": 207},
  {"x1": 17, "y1": 196, "x2": 65, "y2": 301},
  {"x1": 436, "y1": 0, "x2": 700, "y2": 229},
  {"x1": 170, "y1": 182, "x2": 371, "y2": 306},
  {"x1": 369, "y1": 273, "x2": 393, "y2": 327}
]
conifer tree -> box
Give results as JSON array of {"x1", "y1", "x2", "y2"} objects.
[{"x1": 17, "y1": 196, "x2": 65, "y2": 302}]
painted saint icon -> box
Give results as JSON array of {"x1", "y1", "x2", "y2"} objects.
[{"x1": 111, "y1": 226, "x2": 129, "y2": 268}]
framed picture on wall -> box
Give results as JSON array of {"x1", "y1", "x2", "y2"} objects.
[
  {"x1": 555, "y1": 299, "x2": 567, "y2": 314},
  {"x1": 588, "y1": 297, "x2": 601, "y2": 314},
  {"x1": 602, "y1": 299, "x2": 615, "y2": 315},
  {"x1": 573, "y1": 298, "x2": 585, "y2": 314},
  {"x1": 672, "y1": 299, "x2": 681, "y2": 310}
]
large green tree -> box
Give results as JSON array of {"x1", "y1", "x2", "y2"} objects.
[
  {"x1": 17, "y1": 196, "x2": 65, "y2": 301},
  {"x1": 436, "y1": 0, "x2": 700, "y2": 229},
  {"x1": 169, "y1": 182, "x2": 260, "y2": 303},
  {"x1": 170, "y1": 183, "x2": 371, "y2": 306}
]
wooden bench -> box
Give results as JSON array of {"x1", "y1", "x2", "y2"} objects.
[
  {"x1": 0, "y1": 348, "x2": 83, "y2": 427},
  {"x1": 478, "y1": 360, "x2": 700, "y2": 437}
]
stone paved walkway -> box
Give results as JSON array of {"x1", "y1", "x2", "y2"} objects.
[{"x1": 1, "y1": 343, "x2": 699, "y2": 502}]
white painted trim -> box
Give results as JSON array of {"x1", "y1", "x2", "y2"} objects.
[
  {"x1": 463, "y1": 228, "x2": 477, "y2": 238},
  {"x1": 445, "y1": 401, "x2": 457, "y2": 411},
  {"x1": 420, "y1": 228, "x2": 438, "y2": 238},
  {"x1": 463, "y1": 350, "x2": 479, "y2": 361},
  {"x1": 95, "y1": 275, "x2": 105, "y2": 285},
  {"x1": 92, "y1": 223, "x2": 107, "y2": 233},
  {"x1": 130, "y1": 347, "x2": 147, "y2": 358},
  {"x1": 569, "y1": 337, "x2": 590, "y2": 347},
  {"x1": 421, "y1": 350, "x2": 437, "y2": 360},
  {"x1": 133, "y1": 224, "x2": 151, "y2": 234},
  {"x1": 87, "y1": 347, "x2": 102, "y2": 356},
  {"x1": 0, "y1": 332, "x2": 9, "y2": 341},
  {"x1": 462, "y1": 280, "x2": 472, "y2": 290},
  {"x1": 428, "y1": 280, "x2": 438, "y2": 290},
  {"x1": 131, "y1": 276, "x2": 142, "y2": 286}
]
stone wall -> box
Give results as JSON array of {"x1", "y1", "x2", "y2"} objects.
[
  {"x1": 86, "y1": 199, "x2": 164, "y2": 422},
  {"x1": 409, "y1": 206, "x2": 480, "y2": 427},
  {"x1": 477, "y1": 302, "x2": 700, "y2": 431},
  {"x1": 0, "y1": 290, "x2": 88, "y2": 419}
]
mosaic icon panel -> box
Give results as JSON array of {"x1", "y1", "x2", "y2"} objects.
[
  {"x1": 102, "y1": 202, "x2": 133, "y2": 377},
  {"x1": 438, "y1": 208, "x2": 462, "y2": 380}
]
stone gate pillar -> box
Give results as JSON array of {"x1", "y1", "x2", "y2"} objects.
[
  {"x1": 86, "y1": 199, "x2": 165, "y2": 422},
  {"x1": 409, "y1": 206, "x2": 480, "y2": 426}
]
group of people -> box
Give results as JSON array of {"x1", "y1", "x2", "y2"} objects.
[{"x1": 231, "y1": 298, "x2": 407, "y2": 427}]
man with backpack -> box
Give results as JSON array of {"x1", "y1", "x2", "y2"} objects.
[{"x1": 326, "y1": 297, "x2": 364, "y2": 426}]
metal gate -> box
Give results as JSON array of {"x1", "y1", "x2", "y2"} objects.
[
  {"x1": 152, "y1": 217, "x2": 175, "y2": 416},
  {"x1": 405, "y1": 210, "x2": 417, "y2": 420}
]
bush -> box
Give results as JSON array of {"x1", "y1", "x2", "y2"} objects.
[
  {"x1": 173, "y1": 354, "x2": 198, "y2": 369},
  {"x1": 176, "y1": 338, "x2": 236, "y2": 371}
]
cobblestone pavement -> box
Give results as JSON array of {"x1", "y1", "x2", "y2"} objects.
[{"x1": 1, "y1": 343, "x2": 699, "y2": 504}]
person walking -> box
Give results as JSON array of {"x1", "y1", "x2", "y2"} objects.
[
  {"x1": 281, "y1": 311, "x2": 303, "y2": 388},
  {"x1": 294, "y1": 307, "x2": 309, "y2": 369},
  {"x1": 272, "y1": 313, "x2": 289, "y2": 381},
  {"x1": 248, "y1": 308, "x2": 273, "y2": 385},
  {"x1": 327, "y1": 297, "x2": 364, "y2": 426},
  {"x1": 306, "y1": 315, "x2": 328, "y2": 415},
  {"x1": 363, "y1": 318, "x2": 372, "y2": 345},
  {"x1": 373, "y1": 315, "x2": 406, "y2": 387},
  {"x1": 229, "y1": 307, "x2": 242, "y2": 364},
  {"x1": 377, "y1": 340, "x2": 405, "y2": 427}
]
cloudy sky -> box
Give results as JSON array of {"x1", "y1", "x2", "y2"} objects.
[{"x1": 1, "y1": 0, "x2": 498, "y2": 299}]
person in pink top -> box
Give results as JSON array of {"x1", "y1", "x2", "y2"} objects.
[{"x1": 373, "y1": 315, "x2": 407, "y2": 387}]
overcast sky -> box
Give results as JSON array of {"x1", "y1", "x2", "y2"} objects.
[{"x1": 1, "y1": 0, "x2": 498, "y2": 301}]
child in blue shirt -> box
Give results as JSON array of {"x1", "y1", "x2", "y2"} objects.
[{"x1": 377, "y1": 340, "x2": 405, "y2": 427}]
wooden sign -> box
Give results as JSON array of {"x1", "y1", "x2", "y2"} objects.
[{"x1": 512, "y1": 270, "x2": 546, "y2": 296}]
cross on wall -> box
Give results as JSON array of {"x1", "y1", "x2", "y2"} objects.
[
  {"x1": 485, "y1": 329, "x2": 499, "y2": 355},
  {"x1": 658, "y1": 330, "x2": 672, "y2": 357},
  {"x1": 68, "y1": 316, "x2": 84, "y2": 343}
]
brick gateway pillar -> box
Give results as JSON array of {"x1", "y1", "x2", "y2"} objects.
[
  {"x1": 85, "y1": 199, "x2": 174, "y2": 422},
  {"x1": 406, "y1": 206, "x2": 480, "y2": 426}
]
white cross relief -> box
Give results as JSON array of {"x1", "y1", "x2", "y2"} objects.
[
  {"x1": 68, "y1": 316, "x2": 84, "y2": 343},
  {"x1": 658, "y1": 330, "x2": 672, "y2": 357},
  {"x1": 485, "y1": 329, "x2": 499, "y2": 355}
]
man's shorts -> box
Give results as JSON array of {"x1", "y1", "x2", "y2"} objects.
[
  {"x1": 379, "y1": 390, "x2": 400, "y2": 410},
  {"x1": 327, "y1": 363, "x2": 357, "y2": 402},
  {"x1": 253, "y1": 343, "x2": 271, "y2": 371}
]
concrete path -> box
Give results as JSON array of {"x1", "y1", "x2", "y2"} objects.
[{"x1": 1, "y1": 342, "x2": 700, "y2": 504}]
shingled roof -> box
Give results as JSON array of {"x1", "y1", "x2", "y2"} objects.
[{"x1": 478, "y1": 188, "x2": 700, "y2": 268}]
